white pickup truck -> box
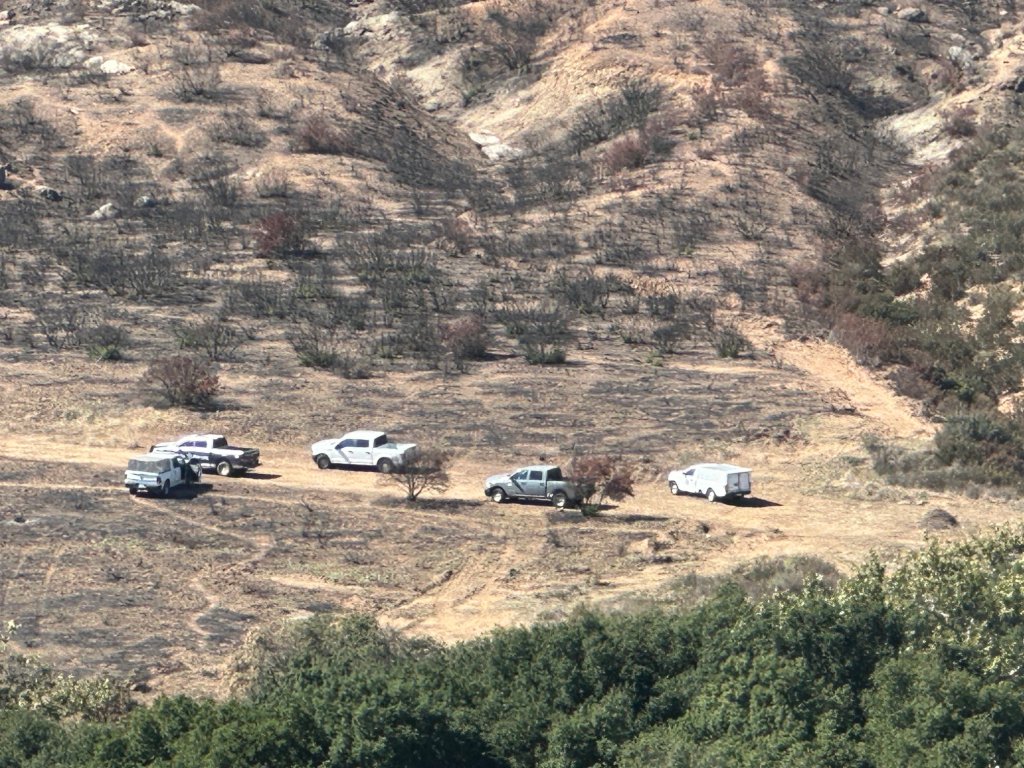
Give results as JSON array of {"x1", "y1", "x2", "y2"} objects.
[
  {"x1": 124, "y1": 452, "x2": 201, "y2": 497},
  {"x1": 311, "y1": 430, "x2": 418, "y2": 473},
  {"x1": 667, "y1": 463, "x2": 752, "y2": 502},
  {"x1": 150, "y1": 434, "x2": 261, "y2": 477}
]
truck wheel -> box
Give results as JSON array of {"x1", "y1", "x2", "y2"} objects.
[
  {"x1": 128, "y1": 487, "x2": 138, "y2": 496},
  {"x1": 377, "y1": 458, "x2": 394, "y2": 474},
  {"x1": 551, "y1": 492, "x2": 568, "y2": 509},
  {"x1": 490, "y1": 488, "x2": 507, "y2": 503},
  {"x1": 316, "y1": 454, "x2": 331, "y2": 470},
  {"x1": 216, "y1": 460, "x2": 233, "y2": 477},
  {"x1": 705, "y1": 489, "x2": 717, "y2": 503},
  {"x1": 669, "y1": 481, "x2": 680, "y2": 496},
  {"x1": 160, "y1": 480, "x2": 171, "y2": 497}
]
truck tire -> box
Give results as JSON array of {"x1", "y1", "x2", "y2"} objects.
[
  {"x1": 668, "y1": 481, "x2": 680, "y2": 495},
  {"x1": 551, "y1": 491, "x2": 568, "y2": 509},
  {"x1": 128, "y1": 487, "x2": 138, "y2": 496},
  {"x1": 315, "y1": 454, "x2": 331, "y2": 470},
  {"x1": 377, "y1": 458, "x2": 395, "y2": 474},
  {"x1": 489, "y1": 487, "x2": 507, "y2": 503},
  {"x1": 705, "y1": 489, "x2": 717, "y2": 503},
  {"x1": 216, "y1": 460, "x2": 233, "y2": 477},
  {"x1": 160, "y1": 480, "x2": 170, "y2": 497}
]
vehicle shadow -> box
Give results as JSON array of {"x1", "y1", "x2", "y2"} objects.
[
  {"x1": 320, "y1": 465, "x2": 380, "y2": 473},
  {"x1": 729, "y1": 496, "x2": 780, "y2": 508},
  {"x1": 169, "y1": 483, "x2": 214, "y2": 500},
  {"x1": 238, "y1": 472, "x2": 281, "y2": 480}
]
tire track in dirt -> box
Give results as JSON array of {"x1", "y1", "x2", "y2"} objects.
[{"x1": 131, "y1": 495, "x2": 276, "y2": 644}]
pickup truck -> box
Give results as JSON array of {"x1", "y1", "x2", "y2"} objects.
[
  {"x1": 484, "y1": 465, "x2": 580, "y2": 509},
  {"x1": 124, "y1": 452, "x2": 201, "y2": 496},
  {"x1": 150, "y1": 434, "x2": 261, "y2": 477},
  {"x1": 311, "y1": 430, "x2": 418, "y2": 473},
  {"x1": 667, "y1": 463, "x2": 752, "y2": 502}
]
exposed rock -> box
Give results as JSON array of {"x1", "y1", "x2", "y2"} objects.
[
  {"x1": 99, "y1": 0, "x2": 199, "y2": 18},
  {"x1": 83, "y1": 56, "x2": 135, "y2": 74},
  {"x1": 947, "y1": 46, "x2": 975, "y2": 69},
  {"x1": 921, "y1": 508, "x2": 958, "y2": 530},
  {"x1": 88, "y1": 202, "x2": 119, "y2": 220},
  {"x1": 134, "y1": 194, "x2": 157, "y2": 208},
  {"x1": 470, "y1": 131, "x2": 524, "y2": 161},
  {"x1": 0, "y1": 9, "x2": 14, "y2": 25},
  {"x1": 37, "y1": 186, "x2": 63, "y2": 202},
  {"x1": 343, "y1": 12, "x2": 403, "y2": 37},
  {"x1": 469, "y1": 132, "x2": 501, "y2": 146},
  {"x1": 0, "y1": 24, "x2": 97, "y2": 70},
  {"x1": 481, "y1": 143, "x2": 524, "y2": 161},
  {"x1": 896, "y1": 7, "x2": 928, "y2": 22}
]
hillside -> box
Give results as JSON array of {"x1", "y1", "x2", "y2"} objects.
[{"x1": 4, "y1": 0, "x2": 1024, "y2": 699}]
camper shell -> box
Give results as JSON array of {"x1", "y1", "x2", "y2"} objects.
[{"x1": 667, "y1": 463, "x2": 752, "y2": 502}]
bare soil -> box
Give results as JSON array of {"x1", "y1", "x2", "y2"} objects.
[{"x1": 2, "y1": 333, "x2": 1018, "y2": 700}]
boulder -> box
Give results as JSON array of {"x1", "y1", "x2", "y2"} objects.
[
  {"x1": 134, "y1": 194, "x2": 157, "y2": 208},
  {"x1": 88, "y1": 202, "x2": 119, "y2": 220},
  {"x1": 37, "y1": 186, "x2": 62, "y2": 201},
  {"x1": 896, "y1": 7, "x2": 928, "y2": 21}
]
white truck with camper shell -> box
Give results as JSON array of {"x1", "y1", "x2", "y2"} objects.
[
  {"x1": 311, "y1": 430, "x2": 418, "y2": 473},
  {"x1": 124, "y1": 452, "x2": 202, "y2": 497},
  {"x1": 667, "y1": 463, "x2": 752, "y2": 502},
  {"x1": 150, "y1": 434, "x2": 261, "y2": 477},
  {"x1": 484, "y1": 465, "x2": 581, "y2": 509}
]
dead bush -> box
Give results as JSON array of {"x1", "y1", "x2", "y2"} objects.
[
  {"x1": 941, "y1": 105, "x2": 978, "y2": 138},
  {"x1": 209, "y1": 110, "x2": 267, "y2": 147},
  {"x1": 831, "y1": 312, "x2": 906, "y2": 367},
  {"x1": 440, "y1": 315, "x2": 490, "y2": 371},
  {"x1": 604, "y1": 132, "x2": 651, "y2": 173},
  {"x1": 144, "y1": 355, "x2": 220, "y2": 409},
  {"x1": 567, "y1": 453, "x2": 636, "y2": 514},
  {"x1": 80, "y1": 324, "x2": 131, "y2": 361},
  {"x1": 174, "y1": 318, "x2": 243, "y2": 361},
  {"x1": 167, "y1": 41, "x2": 222, "y2": 102},
  {"x1": 497, "y1": 300, "x2": 573, "y2": 364},
  {"x1": 377, "y1": 447, "x2": 451, "y2": 501},
  {"x1": 256, "y1": 211, "x2": 314, "y2": 262},
  {"x1": 291, "y1": 115, "x2": 350, "y2": 155},
  {"x1": 254, "y1": 167, "x2": 291, "y2": 198}
]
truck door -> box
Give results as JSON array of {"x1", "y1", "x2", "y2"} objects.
[
  {"x1": 680, "y1": 467, "x2": 698, "y2": 493},
  {"x1": 520, "y1": 469, "x2": 546, "y2": 498},
  {"x1": 343, "y1": 438, "x2": 372, "y2": 466}
]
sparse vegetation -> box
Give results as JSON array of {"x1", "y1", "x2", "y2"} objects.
[{"x1": 144, "y1": 355, "x2": 220, "y2": 409}]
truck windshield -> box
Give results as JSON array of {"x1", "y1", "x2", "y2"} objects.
[{"x1": 128, "y1": 458, "x2": 172, "y2": 473}]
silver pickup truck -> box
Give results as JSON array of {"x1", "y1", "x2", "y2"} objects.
[{"x1": 484, "y1": 465, "x2": 580, "y2": 509}]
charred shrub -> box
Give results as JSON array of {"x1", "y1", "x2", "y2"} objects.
[
  {"x1": 167, "y1": 40, "x2": 222, "y2": 102},
  {"x1": 256, "y1": 211, "x2": 314, "y2": 262},
  {"x1": 440, "y1": 315, "x2": 490, "y2": 371},
  {"x1": 174, "y1": 318, "x2": 243, "y2": 361},
  {"x1": 291, "y1": 115, "x2": 350, "y2": 155},
  {"x1": 80, "y1": 324, "x2": 130, "y2": 361},
  {"x1": 549, "y1": 268, "x2": 620, "y2": 317},
  {"x1": 497, "y1": 300, "x2": 573, "y2": 364},
  {"x1": 144, "y1": 355, "x2": 220, "y2": 409},
  {"x1": 569, "y1": 79, "x2": 664, "y2": 153},
  {"x1": 209, "y1": 110, "x2": 267, "y2": 148}
]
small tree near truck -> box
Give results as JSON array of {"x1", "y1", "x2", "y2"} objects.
[
  {"x1": 568, "y1": 453, "x2": 636, "y2": 515},
  {"x1": 378, "y1": 448, "x2": 451, "y2": 502}
]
